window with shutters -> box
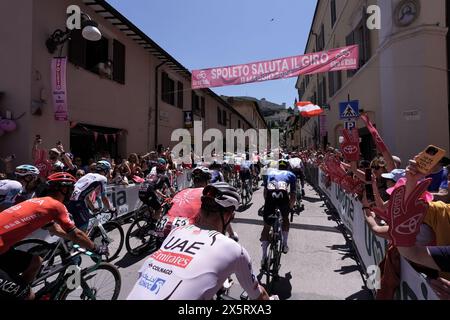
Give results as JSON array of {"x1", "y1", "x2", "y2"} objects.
[
  {"x1": 222, "y1": 110, "x2": 227, "y2": 126},
  {"x1": 68, "y1": 30, "x2": 125, "y2": 84},
  {"x1": 192, "y1": 91, "x2": 200, "y2": 116},
  {"x1": 318, "y1": 77, "x2": 327, "y2": 106},
  {"x1": 317, "y1": 24, "x2": 325, "y2": 51},
  {"x1": 331, "y1": 0, "x2": 337, "y2": 27},
  {"x1": 177, "y1": 81, "x2": 183, "y2": 109},
  {"x1": 328, "y1": 71, "x2": 342, "y2": 97},
  {"x1": 217, "y1": 107, "x2": 222, "y2": 124},
  {"x1": 346, "y1": 9, "x2": 371, "y2": 78},
  {"x1": 113, "y1": 39, "x2": 125, "y2": 84},
  {"x1": 162, "y1": 72, "x2": 175, "y2": 105},
  {"x1": 200, "y1": 97, "x2": 205, "y2": 118}
]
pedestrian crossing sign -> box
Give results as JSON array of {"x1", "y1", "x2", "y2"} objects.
[{"x1": 339, "y1": 100, "x2": 359, "y2": 119}]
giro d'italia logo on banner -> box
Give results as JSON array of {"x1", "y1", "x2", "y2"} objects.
[
  {"x1": 192, "y1": 45, "x2": 359, "y2": 89},
  {"x1": 51, "y1": 57, "x2": 69, "y2": 121}
]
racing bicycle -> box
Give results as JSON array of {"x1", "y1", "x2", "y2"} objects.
[
  {"x1": 86, "y1": 209, "x2": 124, "y2": 262},
  {"x1": 124, "y1": 197, "x2": 173, "y2": 256},
  {"x1": 240, "y1": 179, "x2": 253, "y2": 206},
  {"x1": 262, "y1": 208, "x2": 283, "y2": 286},
  {"x1": 12, "y1": 239, "x2": 121, "y2": 300}
]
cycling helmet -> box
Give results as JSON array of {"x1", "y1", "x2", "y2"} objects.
[
  {"x1": 193, "y1": 166, "x2": 211, "y2": 175},
  {"x1": 65, "y1": 152, "x2": 74, "y2": 160},
  {"x1": 52, "y1": 161, "x2": 65, "y2": 172},
  {"x1": 278, "y1": 159, "x2": 289, "y2": 170},
  {"x1": 202, "y1": 182, "x2": 241, "y2": 212},
  {"x1": 158, "y1": 158, "x2": 167, "y2": 165},
  {"x1": 96, "y1": 160, "x2": 111, "y2": 172},
  {"x1": 15, "y1": 165, "x2": 40, "y2": 177},
  {"x1": 47, "y1": 172, "x2": 77, "y2": 189}
]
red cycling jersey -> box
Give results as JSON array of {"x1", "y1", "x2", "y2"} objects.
[
  {"x1": 168, "y1": 188, "x2": 203, "y2": 223},
  {"x1": 152, "y1": 188, "x2": 203, "y2": 238},
  {"x1": 0, "y1": 197, "x2": 76, "y2": 254}
]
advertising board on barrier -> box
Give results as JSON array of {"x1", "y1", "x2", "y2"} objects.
[
  {"x1": 106, "y1": 184, "x2": 143, "y2": 218},
  {"x1": 317, "y1": 168, "x2": 438, "y2": 300},
  {"x1": 396, "y1": 257, "x2": 438, "y2": 300}
]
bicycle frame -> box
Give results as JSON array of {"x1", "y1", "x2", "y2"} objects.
[
  {"x1": 87, "y1": 214, "x2": 113, "y2": 244},
  {"x1": 33, "y1": 243, "x2": 101, "y2": 300}
]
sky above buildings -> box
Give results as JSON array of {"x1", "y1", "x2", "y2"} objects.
[{"x1": 107, "y1": 0, "x2": 317, "y2": 108}]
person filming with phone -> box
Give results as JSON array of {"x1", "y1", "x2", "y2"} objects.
[
  {"x1": 31, "y1": 135, "x2": 64, "y2": 179},
  {"x1": 424, "y1": 146, "x2": 449, "y2": 202}
]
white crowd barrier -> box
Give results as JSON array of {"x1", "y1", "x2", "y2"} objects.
[
  {"x1": 315, "y1": 167, "x2": 438, "y2": 300},
  {"x1": 28, "y1": 170, "x2": 193, "y2": 243}
]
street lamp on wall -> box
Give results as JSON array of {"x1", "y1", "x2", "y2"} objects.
[{"x1": 46, "y1": 13, "x2": 101, "y2": 54}]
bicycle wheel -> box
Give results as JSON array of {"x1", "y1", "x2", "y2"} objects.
[
  {"x1": 90, "y1": 222, "x2": 124, "y2": 262},
  {"x1": 58, "y1": 262, "x2": 121, "y2": 300},
  {"x1": 13, "y1": 239, "x2": 55, "y2": 259},
  {"x1": 13, "y1": 239, "x2": 68, "y2": 291},
  {"x1": 125, "y1": 217, "x2": 157, "y2": 256}
]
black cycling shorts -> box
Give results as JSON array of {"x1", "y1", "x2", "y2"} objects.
[
  {"x1": 263, "y1": 190, "x2": 290, "y2": 226},
  {"x1": 139, "y1": 186, "x2": 162, "y2": 211},
  {"x1": 290, "y1": 168, "x2": 305, "y2": 180},
  {"x1": 67, "y1": 200, "x2": 91, "y2": 230},
  {"x1": 0, "y1": 249, "x2": 33, "y2": 300},
  {"x1": 239, "y1": 170, "x2": 252, "y2": 181}
]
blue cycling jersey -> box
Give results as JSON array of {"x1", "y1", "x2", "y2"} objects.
[
  {"x1": 210, "y1": 170, "x2": 224, "y2": 183},
  {"x1": 240, "y1": 160, "x2": 253, "y2": 171},
  {"x1": 263, "y1": 169, "x2": 297, "y2": 193}
]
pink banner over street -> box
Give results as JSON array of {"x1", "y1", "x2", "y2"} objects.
[
  {"x1": 192, "y1": 45, "x2": 359, "y2": 89},
  {"x1": 51, "y1": 57, "x2": 68, "y2": 121}
]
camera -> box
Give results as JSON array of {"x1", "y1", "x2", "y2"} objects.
[{"x1": 425, "y1": 146, "x2": 438, "y2": 156}]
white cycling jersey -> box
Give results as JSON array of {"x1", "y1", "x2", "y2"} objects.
[
  {"x1": 288, "y1": 158, "x2": 304, "y2": 170},
  {"x1": 0, "y1": 179, "x2": 22, "y2": 209},
  {"x1": 70, "y1": 173, "x2": 107, "y2": 201},
  {"x1": 127, "y1": 224, "x2": 261, "y2": 300}
]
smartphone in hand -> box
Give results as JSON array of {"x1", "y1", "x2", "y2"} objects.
[
  {"x1": 365, "y1": 168, "x2": 375, "y2": 203},
  {"x1": 415, "y1": 145, "x2": 446, "y2": 174}
]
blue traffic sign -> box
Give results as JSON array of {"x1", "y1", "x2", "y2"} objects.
[
  {"x1": 345, "y1": 121, "x2": 356, "y2": 130},
  {"x1": 339, "y1": 100, "x2": 360, "y2": 119}
]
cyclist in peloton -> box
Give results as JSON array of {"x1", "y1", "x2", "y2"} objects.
[
  {"x1": 239, "y1": 154, "x2": 253, "y2": 192},
  {"x1": 0, "y1": 178, "x2": 22, "y2": 211},
  {"x1": 260, "y1": 159, "x2": 296, "y2": 269},
  {"x1": 209, "y1": 161, "x2": 225, "y2": 183},
  {"x1": 139, "y1": 160, "x2": 176, "y2": 222},
  {"x1": 67, "y1": 160, "x2": 116, "y2": 231},
  {"x1": 288, "y1": 153, "x2": 306, "y2": 197},
  {"x1": 127, "y1": 182, "x2": 270, "y2": 300},
  {"x1": 0, "y1": 172, "x2": 108, "y2": 300},
  {"x1": 14, "y1": 165, "x2": 46, "y2": 202},
  {"x1": 161, "y1": 167, "x2": 239, "y2": 242}
]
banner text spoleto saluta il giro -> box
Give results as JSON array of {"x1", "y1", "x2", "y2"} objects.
[{"x1": 192, "y1": 45, "x2": 359, "y2": 89}]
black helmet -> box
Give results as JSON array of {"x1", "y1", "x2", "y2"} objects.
[
  {"x1": 193, "y1": 166, "x2": 211, "y2": 178},
  {"x1": 278, "y1": 159, "x2": 289, "y2": 170},
  {"x1": 202, "y1": 182, "x2": 240, "y2": 211}
]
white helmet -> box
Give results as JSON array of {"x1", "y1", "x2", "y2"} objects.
[{"x1": 202, "y1": 182, "x2": 240, "y2": 211}]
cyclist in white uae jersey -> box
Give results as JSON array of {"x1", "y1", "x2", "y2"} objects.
[
  {"x1": 0, "y1": 179, "x2": 22, "y2": 211},
  {"x1": 127, "y1": 182, "x2": 270, "y2": 300},
  {"x1": 67, "y1": 160, "x2": 115, "y2": 231},
  {"x1": 288, "y1": 155, "x2": 306, "y2": 197}
]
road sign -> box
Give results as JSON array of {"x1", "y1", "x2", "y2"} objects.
[
  {"x1": 345, "y1": 121, "x2": 356, "y2": 130},
  {"x1": 339, "y1": 100, "x2": 360, "y2": 119}
]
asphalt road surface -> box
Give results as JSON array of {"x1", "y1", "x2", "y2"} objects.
[{"x1": 110, "y1": 181, "x2": 373, "y2": 300}]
